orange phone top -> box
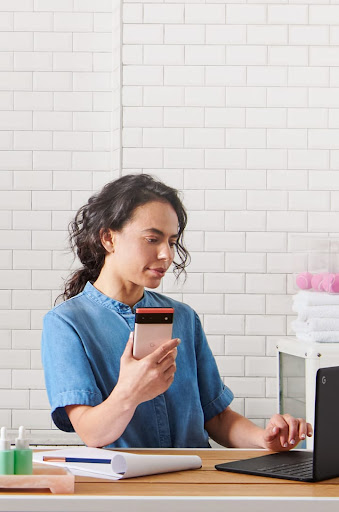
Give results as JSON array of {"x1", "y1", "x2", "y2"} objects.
[{"x1": 135, "y1": 308, "x2": 174, "y2": 314}]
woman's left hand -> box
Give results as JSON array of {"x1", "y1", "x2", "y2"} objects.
[{"x1": 262, "y1": 413, "x2": 313, "y2": 451}]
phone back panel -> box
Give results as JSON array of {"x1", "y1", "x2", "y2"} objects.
[
  {"x1": 133, "y1": 322, "x2": 173, "y2": 359},
  {"x1": 133, "y1": 308, "x2": 174, "y2": 359}
]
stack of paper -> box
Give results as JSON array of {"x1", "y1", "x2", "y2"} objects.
[{"x1": 33, "y1": 447, "x2": 202, "y2": 481}]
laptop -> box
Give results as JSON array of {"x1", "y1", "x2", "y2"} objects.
[{"x1": 215, "y1": 366, "x2": 339, "y2": 482}]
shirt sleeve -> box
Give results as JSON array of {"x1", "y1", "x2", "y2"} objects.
[
  {"x1": 41, "y1": 310, "x2": 103, "y2": 432},
  {"x1": 193, "y1": 312, "x2": 234, "y2": 423}
]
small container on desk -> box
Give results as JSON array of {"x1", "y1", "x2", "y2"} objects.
[{"x1": 276, "y1": 336, "x2": 339, "y2": 449}]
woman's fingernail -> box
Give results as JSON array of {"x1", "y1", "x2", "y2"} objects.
[
  {"x1": 283, "y1": 442, "x2": 288, "y2": 448},
  {"x1": 300, "y1": 433, "x2": 306, "y2": 439},
  {"x1": 176, "y1": 338, "x2": 181, "y2": 344},
  {"x1": 290, "y1": 439, "x2": 295, "y2": 445}
]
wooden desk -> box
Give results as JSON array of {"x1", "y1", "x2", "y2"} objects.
[{"x1": 1, "y1": 449, "x2": 339, "y2": 512}]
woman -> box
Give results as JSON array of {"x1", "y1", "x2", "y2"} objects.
[{"x1": 42, "y1": 174, "x2": 312, "y2": 449}]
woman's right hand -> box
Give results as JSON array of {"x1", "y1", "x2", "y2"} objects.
[
  {"x1": 65, "y1": 332, "x2": 180, "y2": 448},
  {"x1": 115, "y1": 332, "x2": 180, "y2": 406}
]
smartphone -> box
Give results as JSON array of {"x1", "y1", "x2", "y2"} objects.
[{"x1": 133, "y1": 307, "x2": 174, "y2": 359}]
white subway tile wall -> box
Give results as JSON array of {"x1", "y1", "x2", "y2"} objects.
[
  {"x1": 0, "y1": 0, "x2": 116, "y2": 443},
  {"x1": 1, "y1": 0, "x2": 339, "y2": 442}
]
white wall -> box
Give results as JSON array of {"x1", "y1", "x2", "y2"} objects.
[
  {"x1": 0, "y1": 0, "x2": 114, "y2": 443},
  {"x1": 121, "y1": 2, "x2": 339, "y2": 427},
  {"x1": 1, "y1": 0, "x2": 339, "y2": 443}
]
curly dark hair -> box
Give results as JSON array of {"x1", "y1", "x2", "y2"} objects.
[{"x1": 60, "y1": 174, "x2": 190, "y2": 301}]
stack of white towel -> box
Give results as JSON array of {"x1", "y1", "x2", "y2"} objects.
[{"x1": 292, "y1": 290, "x2": 339, "y2": 342}]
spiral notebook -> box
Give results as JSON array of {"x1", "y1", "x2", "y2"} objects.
[{"x1": 216, "y1": 366, "x2": 339, "y2": 482}]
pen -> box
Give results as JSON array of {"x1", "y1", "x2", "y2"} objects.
[{"x1": 43, "y1": 456, "x2": 112, "y2": 464}]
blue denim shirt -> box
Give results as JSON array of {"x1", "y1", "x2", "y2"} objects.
[{"x1": 41, "y1": 282, "x2": 234, "y2": 448}]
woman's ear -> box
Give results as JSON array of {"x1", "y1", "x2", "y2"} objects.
[{"x1": 99, "y1": 228, "x2": 115, "y2": 253}]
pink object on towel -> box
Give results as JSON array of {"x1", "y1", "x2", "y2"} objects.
[
  {"x1": 311, "y1": 273, "x2": 325, "y2": 291},
  {"x1": 296, "y1": 272, "x2": 313, "y2": 290},
  {"x1": 329, "y1": 274, "x2": 339, "y2": 293},
  {"x1": 322, "y1": 273, "x2": 335, "y2": 293},
  {"x1": 318, "y1": 273, "x2": 339, "y2": 293}
]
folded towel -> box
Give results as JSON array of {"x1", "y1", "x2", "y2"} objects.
[
  {"x1": 292, "y1": 318, "x2": 339, "y2": 333},
  {"x1": 291, "y1": 320, "x2": 308, "y2": 333},
  {"x1": 292, "y1": 304, "x2": 339, "y2": 320},
  {"x1": 293, "y1": 290, "x2": 339, "y2": 307},
  {"x1": 295, "y1": 331, "x2": 339, "y2": 343}
]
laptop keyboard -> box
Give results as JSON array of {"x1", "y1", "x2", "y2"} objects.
[{"x1": 260, "y1": 459, "x2": 313, "y2": 478}]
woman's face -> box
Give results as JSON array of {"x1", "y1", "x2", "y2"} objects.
[{"x1": 107, "y1": 200, "x2": 179, "y2": 290}]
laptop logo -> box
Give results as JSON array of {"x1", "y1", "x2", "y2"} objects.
[{"x1": 322, "y1": 375, "x2": 327, "y2": 385}]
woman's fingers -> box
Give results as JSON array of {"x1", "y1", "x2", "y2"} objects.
[
  {"x1": 266, "y1": 414, "x2": 290, "y2": 448},
  {"x1": 306, "y1": 422, "x2": 313, "y2": 437},
  {"x1": 118, "y1": 333, "x2": 180, "y2": 404},
  {"x1": 265, "y1": 414, "x2": 313, "y2": 450},
  {"x1": 296, "y1": 418, "x2": 308, "y2": 441},
  {"x1": 150, "y1": 338, "x2": 180, "y2": 364}
]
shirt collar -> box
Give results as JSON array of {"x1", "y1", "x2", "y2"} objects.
[{"x1": 83, "y1": 281, "x2": 149, "y2": 314}]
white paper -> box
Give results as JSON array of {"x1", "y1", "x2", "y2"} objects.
[{"x1": 33, "y1": 447, "x2": 202, "y2": 481}]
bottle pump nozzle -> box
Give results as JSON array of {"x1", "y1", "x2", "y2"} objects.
[
  {"x1": 0, "y1": 427, "x2": 10, "y2": 451},
  {"x1": 15, "y1": 426, "x2": 29, "y2": 450}
]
